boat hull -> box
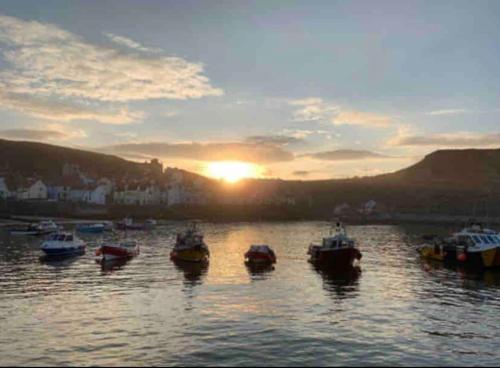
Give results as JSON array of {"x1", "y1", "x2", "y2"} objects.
[
  {"x1": 78, "y1": 226, "x2": 104, "y2": 234},
  {"x1": 170, "y1": 249, "x2": 209, "y2": 263},
  {"x1": 99, "y1": 245, "x2": 139, "y2": 261},
  {"x1": 244, "y1": 251, "x2": 276, "y2": 265},
  {"x1": 309, "y1": 247, "x2": 362, "y2": 270},
  {"x1": 458, "y1": 247, "x2": 497, "y2": 268},
  {"x1": 418, "y1": 244, "x2": 458, "y2": 263},
  {"x1": 41, "y1": 245, "x2": 86, "y2": 257}
]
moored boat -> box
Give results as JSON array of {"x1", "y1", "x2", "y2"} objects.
[
  {"x1": 418, "y1": 222, "x2": 500, "y2": 268},
  {"x1": 170, "y1": 223, "x2": 209, "y2": 263},
  {"x1": 40, "y1": 232, "x2": 86, "y2": 257},
  {"x1": 116, "y1": 218, "x2": 155, "y2": 231},
  {"x1": 308, "y1": 222, "x2": 362, "y2": 270},
  {"x1": 10, "y1": 220, "x2": 59, "y2": 236},
  {"x1": 244, "y1": 244, "x2": 276, "y2": 265},
  {"x1": 77, "y1": 223, "x2": 105, "y2": 234},
  {"x1": 96, "y1": 241, "x2": 140, "y2": 261}
]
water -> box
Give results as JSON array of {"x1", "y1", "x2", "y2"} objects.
[{"x1": 1, "y1": 222, "x2": 499, "y2": 366}]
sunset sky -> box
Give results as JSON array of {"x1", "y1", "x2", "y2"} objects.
[{"x1": 0, "y1": 0, "x2": 499, "y2": 180}]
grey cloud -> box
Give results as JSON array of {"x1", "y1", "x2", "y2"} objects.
[
  {"x1": 0, "y1": 128, "x2": 68, "y2": 140},
  {"x1": 100, "y1": 141, "x2": 295, "y2": 164},
  {"x1": 392, "y1": 132, "x2": 500, "y2": 148},
  {"x1": 304, "y1": 149, "x2": 391, "y2": 161}
]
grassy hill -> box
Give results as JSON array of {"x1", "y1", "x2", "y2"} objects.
[{"x1": 2, "y1": 139, "x2": 500, "y2": 218}]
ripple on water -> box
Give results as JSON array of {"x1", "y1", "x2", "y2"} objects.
[{"x1": 0, "y1": 222, "x2": 500, "y2": 366}]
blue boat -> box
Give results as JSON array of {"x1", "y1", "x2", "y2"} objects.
[
  {"x1": 77, "y1": 223, "x2": 105, "y2": 234},
  {"x1": 41, "y1": 232, "x2": 86, "y2": 257}
]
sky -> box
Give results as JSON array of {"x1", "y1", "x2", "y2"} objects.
[{"x1": 0, "y1": 0, "x2": 499, "y2": 180}]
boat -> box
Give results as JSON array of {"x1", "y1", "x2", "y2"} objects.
[
  {"x1": 417, "y1": 236, "x2": 458, "y2": 263},
  {"x1": 77, "y1": 223, "x2": 105, "y2": 234},
  {"x1": 9, "y1": 220, "x2": 59, "y2": 236},
  {"x1": 418, "y1": 222, "x2": 500, "y2": 268},
  {"x1": 244, "y1": 244, "x2": 277, "y2": 265},
  {"x1": 101, "y1": 221, "x2": 114, "y2": 232},
  {"x1": 454, "y1": 223, "x2": 499, "y2": 268},
  {"x1": 308, "y1": 222, "x2": 362, "y2": 270},
  {"x1": 96, "y1": 241, "x2": 140, "y2": 261},
  {"x1": 170, "y1": 223, "x2": 209, "y2": 263},
  {"x1": 40, "y1": 232, "x2": 86, "y2": 257},
  {"x1": 115, "y1": 218, "x2": 155, "y2": 231}
]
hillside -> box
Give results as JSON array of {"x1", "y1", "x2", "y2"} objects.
[
  {"x1": 0, "y1": 139, "x2": 145, "y2": 181},
  {"x1": 2, "y1": 139, "x2": 500, "y2": 218},
  {"x1": 375, "y1": 149, "x2": 500, "y2": 188}
]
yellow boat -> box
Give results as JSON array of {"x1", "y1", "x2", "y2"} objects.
[
  {"x1": 418, "y1": 244, "x2": 446, "y2": 261},
  {"x1": 170, "y1": 223, "x2": 209, "y2": 263}
]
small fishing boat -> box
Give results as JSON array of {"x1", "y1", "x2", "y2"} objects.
[
  {"x1": 40, "y1": 232, "x2": 86, "y2": 257},
  {"x1": 101, "y1": 221, "x2": 114, "y2": 232},
  {"x1": 244, "y1": 245, "x2": 277, "y2": 265},
  {"x1": 77, "y1": 223, "x2": 105, "y2": 234},
  {"x1": 418, "y1": 222, "x2": 500, "y2": 268},
  {"x1": 96, "y1": 241, "x2": 140, "y2": 261},
  {"x1": 116, "y1": 218, "x2": 155, "y2": 231},
  {"x1": 9, "y1": 220, "x2": 59, "y2": 236},
  {"x1": 170, "y1": 223, "x2": 209, "y2": 263},
  {"x1": 308, "y1": 222, "x2": 362, "y2": 270}
]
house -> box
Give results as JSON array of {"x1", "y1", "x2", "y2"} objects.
[
  {"x1": 16, "y1": 179, "x2": 48, "y2": 200},
  {"x1": 113, "y1": 183, "x2": 161, "y2": 206},
  {"x1": 88, "y1": 184, "x2": 108, "y2": 205},
  {"x1": 360, "y1": 200, "x2": 378, "y2": 215},
  {"x1": 0, "y1": 177, "x2": 11, "y2": 199}
]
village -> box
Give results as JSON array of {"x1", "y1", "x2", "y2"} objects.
[{"x1": 0, "y1": 158, "x2": 383, "y2": 219}]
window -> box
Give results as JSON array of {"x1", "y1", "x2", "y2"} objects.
[
  {"x1": 472, "y1": 236, "x2": 481, "y2": 244},
  {"x1": 481, "y1": 236, "x2": 490, "y2": 244}
]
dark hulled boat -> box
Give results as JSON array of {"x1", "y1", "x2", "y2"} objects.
[{"x1": 308, "y1": 222, "x2": 362, "y2": 270}]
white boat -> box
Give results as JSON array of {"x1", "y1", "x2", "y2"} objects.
[
  {"x1": 41, "y1": 232, "x2": 86, "y2": 257},
  {"x1": 452, "y1": 222, "x2": 500, "y2": 268},
  {"x1": 10, "y1": 220, "x2": 59, "y2": 236}
]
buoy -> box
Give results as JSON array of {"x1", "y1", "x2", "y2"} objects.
[{"x1": 457, "y1": 253, "x2": 467, "y2": 262}]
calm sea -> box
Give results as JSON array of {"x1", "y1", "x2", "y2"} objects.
[{"x1": 0, "y1": 222, "x2": 499, "y2": 366}]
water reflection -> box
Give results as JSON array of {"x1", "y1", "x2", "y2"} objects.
[
  {"x1": 99, "y1": 257, "x2": 132, "y2": 274},
  {"x1": 39, "y1": 254, "x2": 82, "y2": 268},
  {"x1": 245, "y1": 262, "x2": 275, "y2": 280},
  {"x1": 172, "y1": 259, "x2": 209, "y2": 287},
  {"x1": 312, "y1": 264, "x2": 361, "y2": 299},
  {"x1": 420, "y1": 258, "x2": 500, "y2": 288}
]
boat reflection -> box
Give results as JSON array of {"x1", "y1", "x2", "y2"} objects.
[
  {"x1": 312, "y1": 264, "x2": 361, "y2": 299},
  {"x1": 420, "y1": 258, "x2": 500, "y2": 287},
  {"x1": 39, "y1": 254, "x2": 82, "y2": 268},
  {"x1": 245, "y1": 262, "x2": 275, "y2": 280},
  {"x1": 172, "y1": 258, "x2": 209, "y2": 287},
  {"x1": 99, "y1": 257, "x2": 132, "y2": 274}
]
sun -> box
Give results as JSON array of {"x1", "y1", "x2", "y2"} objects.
[{"x1": 205, "y1": 161, "x2": 263, "y2": 183}]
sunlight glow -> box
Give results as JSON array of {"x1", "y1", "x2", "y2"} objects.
[{"x1": 205, "y1": 161, "x2": 263, "y2": 183}]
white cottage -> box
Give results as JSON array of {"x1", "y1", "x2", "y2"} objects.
[
  {"x1": 0, "y1": 177, "x2": 11, "y2": 199},
  {"x1": 17, "y1": 179, "x2": 48, "y2": 200}
]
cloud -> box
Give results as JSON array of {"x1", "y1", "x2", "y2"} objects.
[
  {"x1": 288, "y1": 97, "x2": 394, "y2": 128},
  {"x1": 104, "y1": 32, "x2": 162, "y2": 53},
  {"x1": 0, "y1": 128, "x2": 67, "y2": 140},
  {"x1": 0, "y1": 123, "x2": 86, "y2": 141},
  {"x1": 427, "y1": 109, "x2": 469, "y2": 116},
  {"x1": 245, "y1": 135, "x2": 303, "y2": 146},
  {"x1": 292, "y1": 170, "x2": 311, "y2": 177},
  {"x1": 390, "y1": 131, "x2": 500, "y2": 148},
  {"x1": 333, "y1": 111, "x2": 393, "y2": 128},
  {"x1": 0, "y1": 91, "x2": 143, "y2": 124},
  {"x1": 288, "y1": 98, "x2": 339, "y2": 122},
  {"x1": 304, "y1": 149, "x2": 392, "y2": 161},
  {"x1": 0, "y1": 15, "x2": 223, "y2": 103},
  {"x1": 100, "y1": 141, "x2": 295, "y2": 164}
]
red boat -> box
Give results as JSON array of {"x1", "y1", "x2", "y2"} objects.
[
  {"x1": 96, "y1": 241, "x2": 140, "y2": 261},
  {"x1": 245, "y1": 245, "x2": 277, "y2": 265},
  {"x1": 308, "y1": 222, "x2": 362, "y2": 270}
]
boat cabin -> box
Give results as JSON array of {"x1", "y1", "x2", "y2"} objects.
[{"x1": 48, "y1": 233, "x2": 75, "y2": 242}]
